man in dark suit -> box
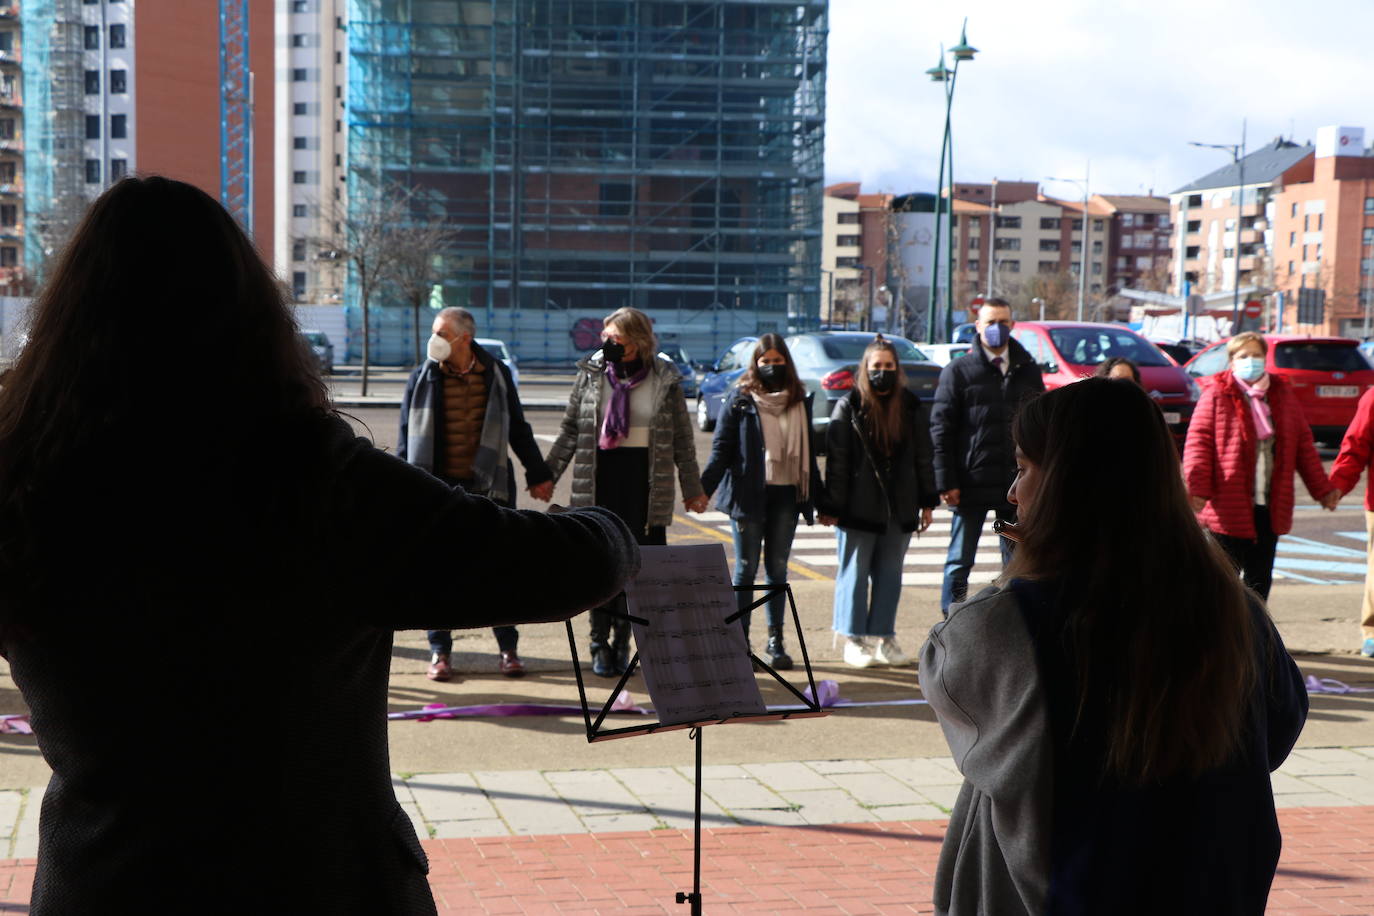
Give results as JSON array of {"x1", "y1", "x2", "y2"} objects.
[{"x1": 931, "y1": 298, "x2": 1045, "y2": 615}]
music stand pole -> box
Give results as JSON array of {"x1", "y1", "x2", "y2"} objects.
[{"x1": 676, "y1": 727, "x2": 703, "y2": 915}]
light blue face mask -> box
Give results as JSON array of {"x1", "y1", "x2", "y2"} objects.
[
  {"x1": 1233, "y1": 356, "x2": 1266, "y2": 382},
  {"x1": 982, "y1": 322, "x2": 1010, "y2": 349}
]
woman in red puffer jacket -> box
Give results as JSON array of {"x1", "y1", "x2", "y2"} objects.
[{"x1": 1183, "y1": 332, "x2": 1338, "y2": 600}]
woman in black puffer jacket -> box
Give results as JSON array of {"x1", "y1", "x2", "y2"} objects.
[{"x1": 820, "y1": 335, "x2": 938, "y2": 669}]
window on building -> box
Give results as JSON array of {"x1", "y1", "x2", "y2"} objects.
[
  {"x1": 836, "y1": 234, "x2": 860, "y2": 247},
  {"x1": 598, "y1": 183, "x2": 633, "y2": 218},
  {"x1": 110, "y1": 159, "x2": 126, "y2": 181},
  {"x1": 292, "y1": 271, "x2": 307, "y2": 299},
  {"x1": 292, "y1": 0, "x2": 310, "y2": 10},
  {"x1": 0, "y1": 247, "x2": 15, "y2": 267},
  {"x1": 994, "y1": 237, "x2": 1020, "y2": 251},
  {"x1": 1093, "y1": 219, "x2": 1104, "y2": 230},
  {"x1": 0, "y1": 162, "x2": 13, "y2": 183},
  {"x1": 1363, "y1": 289, "x2": 1374, "y2": 307},
  {"x1": 996, "y1": 215, "x2": 1021, "y2": 230},
  {"x1": 0, "y1": 204, "x2": 15, "y2": 227},
  {"x1": 1001, "y1": 260, "x2": 1021, "y2": 273},
  {"x1": 293, "y1": 171, "x2": 307, "y2": 184},
  {"x1": 1317, "y1": 243, "x2": 1323, "y2": 260},
  {"x1": 1038, "y1": 260, "x2": 1058, "y2": 273},
  {"x1": 84, "y1": 159, "x2": 100, "y2": 183},
  {"x1": 1223, "y1": 248, "x2": 1235, "y2": 258},
  {"x1": 1288, "y1": 260, "x2": 1295, "y2": 275},
  {"x1": 1039, "y1": 239, "x2": 1060, "y2": 252},
  {"x1": 0, "y1": 33, "x2": 12, "y2": 54},
  {"x1": 1039, "y1": 217, "x2": 1060, "y2": 230},
  {"x1": 836, "y1": 212, "x2": 860, "y2": 225},
  {"x1": 1092, "y1": 262, "x2": 1102, "y2": 275},
  {"x1": 84, "y1": 115, "x2": 99, "y2": 140},
  {"x1": 967, "y1": 217, "x2": 980, "y2": 233},
  {"x1": 84, "y1": 70, "x2": 99, "y2": 94},
  {"x1": 111, "y1": 114, "x2": 127, "y2": 139},
  {"x1": 1289, "y1": 231, "x2": 1296, "y2": 246},
  {"x1": 1303, "y1": 214, "x2": 1309, "y2": 231},
  {"x1": 1186, "y1": 219, "x2": 1200, "y2": 233},
  {"x1": 83, "y1": 25, "x2": 99, "y2": 49},
  {"x1": 835, "y1": 256, "x2": 860, "y2": 268},
  {"x1": 1364, "y1": 228, "x2": 1374, "y2": 245},
  {"x1": 291, "y1": 33, "x2": 308, "y2": 47},
  {"x1": 293, "y1": 102, "x2": 309, "y2": 115},
  {"x1": 1292, "y1": 202, "x2": 1300, "y2": 217},
  {"x1": 1366, "y1": 197, "x2": 1374, "y2": 214},
  {"x1": 293, "y1": 137, "x2": 308, "y2": 150},
  {"x1": 1071, "y1": 241, "x2": 1082, "y2": 253},
  {"x1": 1122, "y1": 213, "x2": 1135, "y2": 227},
  {"x1": 1302, "y1": 245, "x2": 1308, "y2": 261},
  {"x1": 1092, "y1": 240, "x2": 1103, "y2": 254},
  {"x1": 967, "y1": 259, "x2": 979, "y2": 272},
  {"x1": 1362, "y1": 259, "x2": 1374, "y2": 276},
  {"x1": 109, "y1": 24, "x2": 126, "y2": 48},
  {"x1": 1225, "y1": 218, "x2": 1236, "y2": 231},
  {"x1": 1071, "y1": 219, "x2": 1082, "y2": 230},
  {"x1": 292, "y1": 240, "x2": 306, "y2": 262},
  {"x1": 1317, "y1": 213, "x2": 1324, "y2": 231},
  {"x1": 109, "y1": 69, "x2": 127, "y2": 94},
  {"x1": 293, "y1": 204, "x2": 308, "y2": 218},
  {"x1": 292, "y1": 68, "x2": 308, "y2": 82}
]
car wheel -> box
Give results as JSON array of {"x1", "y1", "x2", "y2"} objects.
[{"x1": 696, "y1": 396, "x2": 715, "y2": 432}]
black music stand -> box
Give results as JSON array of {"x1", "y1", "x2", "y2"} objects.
[{"x1": 565, "y1": 582, "x2": 829, "y2": 915}]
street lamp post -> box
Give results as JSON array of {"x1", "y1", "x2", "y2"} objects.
[
  {"x1": 924, "y1": 21, "x2": 979, "y2": 344},
  {"x1": 1189, "y1": 119, "x2": 1248, "y2": 328},
  {"x1": 859, "y1": 264, "x2": 876, "y2": 331},
  {"x1": 1045, "y1": 167, "x2": 1091, "y2": 322}
]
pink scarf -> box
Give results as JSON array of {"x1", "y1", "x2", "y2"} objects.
[{"x1": 1233, "y1": 373, "x2": 1274, "y2": 440}]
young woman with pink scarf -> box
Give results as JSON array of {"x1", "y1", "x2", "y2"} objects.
[{"x1": 1183, "y1": 331, "x2": 1339, "y2": 599}]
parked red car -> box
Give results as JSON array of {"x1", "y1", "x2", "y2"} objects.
[
  {"x1": 1182, "y1": 335, "x2": 1374, "y2": 444},
  {"x1": 1010, "y1": 321, "x2": 1201, "y2": 439}
]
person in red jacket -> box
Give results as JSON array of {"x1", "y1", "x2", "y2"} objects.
[
  {"x1": 1183, "y1": 332, "x2": 1338, "y2": 600},
  {"x1": 1327, "y1": 387, "x2": 1374, "y2": 658}
]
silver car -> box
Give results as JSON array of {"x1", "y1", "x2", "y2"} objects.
[
  {"x1": 783, "y1": 331, "x2": 936, "y2": 435},
  {"x1": 476, "y1": 337, "x2": 520, "y2": 388}
]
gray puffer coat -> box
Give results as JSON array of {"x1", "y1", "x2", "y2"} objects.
[{"x1": 546, "y1": 351, "x2": 704, "y2": 533}]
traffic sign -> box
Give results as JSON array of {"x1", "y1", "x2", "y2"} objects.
[{"x1": 1244, "y1": 299, "x2": 1262, "y2": 319}]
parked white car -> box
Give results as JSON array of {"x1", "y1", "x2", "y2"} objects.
[
  {"x1": 476, "y1": 337, "x2": 520, "y2": 387},
  {"x1": 920, "y1": 342, "x2": 974, "y2": 367}
]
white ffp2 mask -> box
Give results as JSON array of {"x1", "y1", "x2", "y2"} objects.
[{"x1": 427, "y1": 334, "x2": 451, "y2": 363}]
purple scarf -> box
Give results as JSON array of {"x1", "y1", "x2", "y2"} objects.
[{"x1": 599, "y1": 359, "x2": 651, "y2": 449}]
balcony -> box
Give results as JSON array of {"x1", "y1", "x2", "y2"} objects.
[{"x1": 0, "y1": 183, "x2": 21, "y2": 196}]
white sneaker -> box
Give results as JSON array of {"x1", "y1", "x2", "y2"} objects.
[
  {"x1": 843, "y1": 636, "x2": 875, "y2": 668},
  {"x1": 873, "y1": 637, "x2": 911, "y2": 667}
]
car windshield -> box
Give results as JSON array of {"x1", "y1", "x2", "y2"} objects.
[
  {"x1": 1273, "y1": 342, "x2": 1368, "y2": 372},
  {"x1": 302, "y1": 332, "x2": 328, "y2": 346},
  {"x1": 819, "y1": 337, "x2": 926, "y2": 362},
  {"x1": 663, "y1": 345, "x2": 691, "y2": 365},
  {"x1": 1047, "y1": 328, "x2": 1170, "y2": 367}
]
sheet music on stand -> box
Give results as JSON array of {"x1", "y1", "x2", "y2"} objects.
[{"x1": 627, "y1": 545, "x2": 765, "y2": 726}]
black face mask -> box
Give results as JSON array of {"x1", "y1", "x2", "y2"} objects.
[
  {"x1": 868, "y1": 370, "x2": 897, "y2": 393},
  {"x1": 757, "y1": 364, "x2": 787, "y2": 390},
  {"x1": 601, "y1": 340, "x2": 626, "y2": 363}
]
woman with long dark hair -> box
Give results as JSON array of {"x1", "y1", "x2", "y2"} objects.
[
  {"x1": 920, "y1": 378, "x2": 1307, "y2": 916},
  {"x1": 0, "y1": 177, "x2": 638, "y2": 914},
  {"x1": 700, "y1": 334, "x2": 824, "y2": 668},
  {"x1": 821, "y1": 335, "x2": 937, "y2": 668}
]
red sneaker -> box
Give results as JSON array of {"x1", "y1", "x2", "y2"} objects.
[{"x1": 426, "y1": 653, "x2": 453, "y2": 682}]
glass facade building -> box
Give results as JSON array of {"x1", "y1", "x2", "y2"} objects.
[{"x1": 346, "y1": 0, "x2": 826, "y2": 364}]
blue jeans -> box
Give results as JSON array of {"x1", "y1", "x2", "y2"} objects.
[
  {"x1": 730, "y1": 485, "x2": 799, "y2": 630},
  {"x1": 833, "y1": 519, "x2": 911, "y2": 638},
  {"x1": 941, "y1": 505, "x2": 1016, "y2": 613}
]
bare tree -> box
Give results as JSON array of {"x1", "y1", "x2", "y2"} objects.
[
  {"x1": 389, "y1": 215, "x2": 456, "y2": 365},
  {"x1": 28, "y1": 194, "x2": 91, "y2": 283},
  {"x1": 1017, "y1": 269, "x2": 1078, "y2": 320},
  {"x1": 313, "y1": 185, "x2": 416, "y2": 397}
]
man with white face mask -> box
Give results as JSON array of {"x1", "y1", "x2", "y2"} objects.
[
  {"x1": 931, "y1": 298, "x2": 1044, "y2": 616},
  {"x1": 399, "y1": 307, "x2": 555, "y2": 680}
]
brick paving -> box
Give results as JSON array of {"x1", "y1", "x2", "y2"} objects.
[{"x1": 1, "y1": 807, "x2": 1372, "y2": 913}]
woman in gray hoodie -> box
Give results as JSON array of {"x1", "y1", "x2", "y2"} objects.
[{"x1": 920, "y1": 378, "x2": 1307, "y2": 916}]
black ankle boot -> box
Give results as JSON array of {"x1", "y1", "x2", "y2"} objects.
[
  {"x1": 766, "y1": 626, "x2": 794, "y2": 671},
  {"x1": 591, "y1": 640, "x2": 616, "y2": 678},
  {"x1": 610, "y1": 620, "x2": 632, "y2": 674}
]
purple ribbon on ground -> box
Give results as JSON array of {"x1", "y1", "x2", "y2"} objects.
[
  {"x1": 0, "y1": 714, "x2": 31, "y2": 735},
  {"x1": 389, "y1": 688, "x2": 651, "y2": 722},
  {"x1": 1305, "y1": 676, "x2": 1374, "y2": 695}
]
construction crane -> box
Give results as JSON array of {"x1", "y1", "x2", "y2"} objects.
[{"x1": 219, "y1": 0, "x2": 252, "y2": 234}]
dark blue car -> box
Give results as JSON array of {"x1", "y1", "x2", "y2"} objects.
[{"x1": 694, "y1": 336, "x2": 758, "y2": 431}]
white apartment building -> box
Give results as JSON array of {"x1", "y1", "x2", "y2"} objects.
[
  {"x1": 80, "y1": 0, "x2": 135, "y2": 192},
  {"x1": 274, "y1": 0, "x2": 346, "y2": 301}
]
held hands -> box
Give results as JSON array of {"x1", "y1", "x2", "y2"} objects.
[
  {"x1": 1321, "y1": 489, "x2": 1343, "y2": 511},
  {"x1": 918, "y1": 507, "x2": 934, "y2": 533},
  {"x1": 941, "y1": 489, "x2": 960, "y2": 508},
  {"x1": 528, "y1": 480, "x2": 555, "y2": 502},
  {"x1": 684, "y1": 494, "x2": 710, "y2": 513}
]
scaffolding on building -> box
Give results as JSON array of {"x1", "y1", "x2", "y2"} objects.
[
  {"x1": 346, "y1": 0, "x2": 827, "y2": 366},
  {"x1": 20, "y1": 0, "x2": 85, "y2": 280}
]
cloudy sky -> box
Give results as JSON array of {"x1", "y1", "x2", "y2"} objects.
[{"x1": 825, "y1": 0, "x2": 1374, "y2": 199}]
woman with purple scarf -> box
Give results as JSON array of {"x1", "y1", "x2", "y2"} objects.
[
  {"x1": 546, "y1": 307, "x2": 708, "y2": 676},
  {"x1": 1183, "y1": 331, "x2": 1338, "y2": 599}
]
